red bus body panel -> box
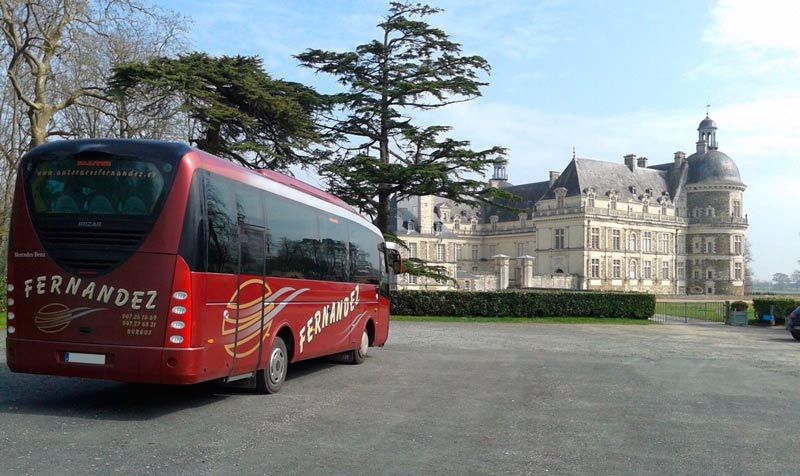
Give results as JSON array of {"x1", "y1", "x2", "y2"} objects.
[{"x1": 6, "y1": 142, "x2": 389, "y2": 385}]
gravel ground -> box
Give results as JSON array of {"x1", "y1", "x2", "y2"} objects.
[{"x1": 1, "y1": 321, "x2": 799, "y2": 476}]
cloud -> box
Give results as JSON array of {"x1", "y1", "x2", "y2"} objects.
[{"x1": 686, "y1": 0, "x2": 800, "y2": 79}]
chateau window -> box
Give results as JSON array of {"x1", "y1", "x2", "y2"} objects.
[
  {"x1": 516, "y1": 243, "x2": 526, "y2": 257},
  {"x1": 706, "y1": 207, "x2": 715, "y2": 217},
  {"x1": 734, "y1": 262, "x2": 743, "y2": 280},
  {"x1": 434, "y1": 222, "x2": 443, "y2": 233},
  {"x1": 612, "y1": 230, "x2": 621, "y2": 250},
  {"x1": 471, "y1": 244, "x2": 479, "y2": 260},
  {"x1": 677, "y1": 238, "x2": 685, "y2": 254},
  {"x1": 628, "y1": 232, "x2": 637, "y2": 251},
  {"x1": 693, "y1": 240, "x2": 700, "y2": 253},
  {"x1": 408, "y1": 274, "x2": 417, "y2": 285},
  {"x1": 677, "y1": 262, "x2": 685, "y2": 279},
  {"x1": 661, "y1": 261, "x2": 669, "y2": 279},
  {"x1": 734, "y1": 235, "x2": 743, "y2": 255},
  {"x1": 612, "y1": 259, "x2": 621, "y2": 279},
  {"x1": 661, "y1": 202, "x2": 667, "y2": 215},
  {"x1": 642, "y1": 200, "x2": 649, "y2": 215},
  {"x1": 590, "y1": 259, "x2": 600, "y2": 278},
  {"x1": 454, "y1": 219, "x2": 461, "y2": 231},
  {"x1": 707, "y1": 269, "x2": 714, "y2": 279},
  {"x1": 488, "y1": 245, "x2": 496, "y2": 257},
  {"x1": 455, "y1": 244, "x2": 463, "y2": 260},
  {"x1": 463, "y1": 280, "x2": 470, "y2": 290},
  {"x1": 642, "y1": 232, "x2": 652, "y2": 252},
  {"x1": 587, "y1": 195, "x2": 595, "y2": 208},
  {"x1": 693, "y1": 269, "x2": 700, "y2": 279},
  {"x1": 409, "y1": 242, "x2": 418, "y2": 258},
  {"x1": 733, "y1": 200, "x2": 741, "y2": 218},
  {"x1": 659, "y1": 234, "x2": 669, "y2": 253},
  {"x1": 590, "y1": 228, "x2": 600, "y2": 249},
  {"x1": 471, "y1": 219, "x2": 478, "y2": 231},
  {"x1": 472, "y1": 266, "x2": 478, "y2": 272},
  {"x1": 705, "y1": 241, "x2": 715, "y2": 254},
  {"x1": 554, "y1": 228, "x2": 565, "y2": 249},
  {"x1": 610, "y1": 196, "x2": 617, "y2": 210},
  {"x1": 556, "y1": 195, "x2": 565, "y2": 208},
  {"x1": 629, "y1": 259, "x2": 638, "y2": 279},
  {"x1": 643, "y1": 260, "x2": 652, "y2": 279},
  {"x1": 407, "y1": 219, "x2": 416, "y2": 232},
  {"x1": 693, "y1": 208, "x2": 700, "y2": 218}
]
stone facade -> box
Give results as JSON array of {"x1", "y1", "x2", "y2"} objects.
[{"x1": 392, "y1": 117, "x2": 748, "y2": 296}]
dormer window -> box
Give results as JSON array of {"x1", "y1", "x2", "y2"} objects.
[
  {"x1": 454, "y1": 217, "x2": 461, "y2": 231},
  {"x1": 407, "y1": 219, "x2": 415, "y2": 232},
  {"x1": 555, "y1": 187, "x2": 567, "y2": 209},
  {"x1": 434, "y1": 222, "x2": 443, "y2": 233}
]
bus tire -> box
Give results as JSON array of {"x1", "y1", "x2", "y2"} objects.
[
  {"x1": 791, "y1": 331, "x2": 800, "y2": 342},
  {"x1": 255, "y1": 336, "x2": 288, "y2": 394},
  {"x1": 349, "y1": 328, "x2": 369, "y2": 365}
]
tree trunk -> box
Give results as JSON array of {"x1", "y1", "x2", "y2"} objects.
[{"x1": 376, "y1": 191, "x2": 391, "y2": 235}]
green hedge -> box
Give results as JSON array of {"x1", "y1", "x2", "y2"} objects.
[
  {"x1": 752, "y1": 297, "x2": 800, "y2": 324},
  {"x1": 390, "y1": 290, "x2": 655, "y2": 319}
]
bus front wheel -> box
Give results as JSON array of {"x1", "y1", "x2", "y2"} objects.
[
  {"x1": 350, "y1": 329, "x2": 369, "y2": 365},
  {"x1": 256, "y1": 336, "x2": 288, "y2": 394}
]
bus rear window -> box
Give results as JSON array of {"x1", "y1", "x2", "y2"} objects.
[{"x1": 28, "y1": 155, "x2": 173, "y2": 216}]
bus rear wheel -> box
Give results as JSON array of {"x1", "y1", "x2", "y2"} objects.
[
  {"x1": 349, "y1": 329, "x2": 369, "y2": 365},
  {"x1": 255, "y1": 336, "x2": 287, "y2": 394},
  {"x1": 791, "y1": 331, "x2": 800, "y2": 342}
]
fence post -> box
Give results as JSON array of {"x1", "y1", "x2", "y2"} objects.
[
  {"x1": 684, "y1": 302, "x2": 688, "y2": 323},
  {"x1": 724, "y1": 301, "x2": 730, "y2": 324}
]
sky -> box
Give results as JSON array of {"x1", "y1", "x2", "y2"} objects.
[{"x1": 161, "y1": 0, "x2": 799, "y2": 280}]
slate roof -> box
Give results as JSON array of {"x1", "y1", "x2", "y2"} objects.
[
  {"x1": 544, "y1": 158, "x2": 673, "y2": 201},
  {"x1": 686, "y1": 149, "x2": 743, "y2": 186},
  {"x1": 481, "y1": 180, "x2": 551, "y2": 222}
]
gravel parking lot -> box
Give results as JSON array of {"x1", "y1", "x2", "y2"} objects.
[{"x1": 1, "y1": 321, "x2": 799, "y2": 475}]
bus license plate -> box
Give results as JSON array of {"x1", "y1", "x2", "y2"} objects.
[{"x1": 65, "y1": 352, "x2": 106, "y2": 365}]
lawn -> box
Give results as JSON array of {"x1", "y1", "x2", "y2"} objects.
[
  {"x1": 392, "y1": 315, "x2": 653, "y2": 325},
  {"x1": 0, "y1": 311, "x2": 5, "y2": 328}
]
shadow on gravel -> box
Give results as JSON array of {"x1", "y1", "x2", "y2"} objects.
[{"x1": 0, "y1": 355, "x2": 344, "y2": 421}]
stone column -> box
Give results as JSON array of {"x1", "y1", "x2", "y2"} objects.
[
  {"x1": 494, "y1": 254, "x2": 510, "y2": 290},
  {"x1": 518, "y1": 255, "x2": 535, "y2": 288}
]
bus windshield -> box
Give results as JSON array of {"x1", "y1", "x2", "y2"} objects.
[{"x1": 28, "y1": 154, "x2": 173, "y2": 217}]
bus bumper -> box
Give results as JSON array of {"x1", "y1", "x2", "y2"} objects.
[{"x1": 6, "y1": 337, "x2": 218, "y2": 385}]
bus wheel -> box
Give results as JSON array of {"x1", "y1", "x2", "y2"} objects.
[
  {"x1": 350, "y1": 329, "x2": 369, "y2": 365},
  {"x1": 256, "y1": 336, "x2": 287, "y2": 394},
  {"x1": 792, "y1": 331, "x2": 800, "y2": 342}
]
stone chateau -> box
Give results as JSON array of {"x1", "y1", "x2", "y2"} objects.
[{"x1": 391, "y1": 116, "x2": 748, "y2": 295}]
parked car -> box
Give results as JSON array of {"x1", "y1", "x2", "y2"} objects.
[{"x1": 788, "y1": 306, "x2": 800, "y2": 341}]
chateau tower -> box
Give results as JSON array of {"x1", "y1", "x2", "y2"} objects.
[{"x1": 684, "y1": 116, "x2": 747, "y2": 295}]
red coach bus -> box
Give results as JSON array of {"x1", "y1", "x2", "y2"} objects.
[{"x1": 5, "y1": 139, "x2": 401, "y2": 393}]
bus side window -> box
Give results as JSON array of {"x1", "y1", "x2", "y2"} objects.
[
  {"x1": 237, "y1": 186, "x2": 266, "y2": 277},
  {"x1": 206, "y1": 175, "x2": 238, "y2": 274},
  {"x1": 265, "y1": 193, "x2": 320, "y2": 280},
  {"x1": 349, "y1": 226, "x2": 380, "y2": 285},
  {"x1": 319, "y1": 213, "x2": 350, "y2": 282}
]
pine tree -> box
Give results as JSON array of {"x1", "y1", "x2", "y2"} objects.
[
  {"x1": 110, "y1": 53, "x2": 328, "y2": 171},
  {"x1": 297, "y1": 2, "x2": 508, "y2": 234}
]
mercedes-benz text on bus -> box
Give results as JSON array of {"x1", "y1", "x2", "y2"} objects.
[{"x1": 5, "y1": 140, "x2": 402, "y2": 393}]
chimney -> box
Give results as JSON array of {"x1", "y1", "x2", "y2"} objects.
[
  {"x1": 548, "y1": 171, "x2": 560, "y2": 186},
  {"x1": 623, "y1": 154, "x2": 637, "y2": 171},
  {"x1": 673, "y1": 151, "x2": 686, "y2": 167},
  {"x1": 637, "y1": 156, "x2": 648, "y2": 168}
]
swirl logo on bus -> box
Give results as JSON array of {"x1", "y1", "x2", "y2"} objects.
[
  {"x1": 222, "y1": 279, "x2": 309, "y2": 358},
  {"x1": 34, "y1": 303, "x2": 107, "y2": 333}
]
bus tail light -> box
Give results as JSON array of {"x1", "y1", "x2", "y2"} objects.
[
  {"x1": 164, "y1": 256, "x2": 192, "y2": 348},
  {"x1": 6, "y1": 257, "x2": 14, "y2": 333}
]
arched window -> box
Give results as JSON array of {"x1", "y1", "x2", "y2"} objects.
[
  {"x1": 628, "y1": 232, "x2": 637, "y2": 251},
  {"x1": 629, "y1": 259, "x2": 637, "y2": 279}
]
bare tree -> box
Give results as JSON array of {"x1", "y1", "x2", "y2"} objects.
[{"x1": 0, "y1": 0, "x2": 187, "y2": 148}]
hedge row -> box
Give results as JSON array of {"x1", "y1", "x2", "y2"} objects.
[
  {"x1": 752, "y1": 297, "x2": 800, "y2": 324},
  {"x1": 390, "y1": 290, "x2": 655, "y2": 319}
]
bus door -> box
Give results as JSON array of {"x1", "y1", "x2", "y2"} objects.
[{"x1": 228, "y1": 189, "x2": 269, "y2": 378}]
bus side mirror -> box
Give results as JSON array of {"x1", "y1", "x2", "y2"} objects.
[{"x1": 388, "y1": 249, "x2": 404, "y2": 274}]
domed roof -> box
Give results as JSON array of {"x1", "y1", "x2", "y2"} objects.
[
  {"x1": 698, "y1": 116, "x2": 717, "y2": 130},
  {"x1": 686, "y1": 149, "x2": 743, "y2": 185}
]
